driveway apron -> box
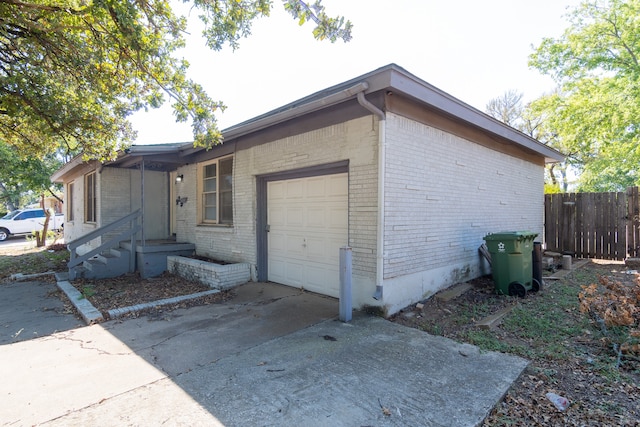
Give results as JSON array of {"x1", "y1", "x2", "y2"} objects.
[{"x1": 0, "y1": 282, "x2": 527, "y2": 426}]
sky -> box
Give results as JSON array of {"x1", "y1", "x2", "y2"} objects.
[{"x1": 130, "y1": 0, "x2": 581, "y2": 145}]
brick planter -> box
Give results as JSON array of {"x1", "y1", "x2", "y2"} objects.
[{"x1": 167, "y1": 256, "x2": 251, "y2": 290}]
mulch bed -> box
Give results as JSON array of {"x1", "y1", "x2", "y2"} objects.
[{"x1": 71, "y1": 272, "x2": 233, "y2": 320}]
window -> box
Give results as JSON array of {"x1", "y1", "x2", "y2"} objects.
[
  {"x1": 200, "y1": 156, "x2": 233, "y2": 224},
  {"x1": 14, "y1": 210, "x2": 44, "y2": 220},
  {"x1": 67, "y1": 183, "x2": 74, "y2": 221},
  {"x1": 85, "y1": 172, "x2": 96, "y2": 223}
]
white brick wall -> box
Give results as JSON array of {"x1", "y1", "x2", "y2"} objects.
[
  {"x1": 174, "y1": 116, "x2": 380, "y2": 284},
  {"x1": 167, "y1": 256, "x2": 251, "y2": 290},
  {"x1": 172, "y1": 112, "x2": 546, "y2": 315},
  {"x1": 381, "y1": 113, "x2": 544, "y2": 312}
]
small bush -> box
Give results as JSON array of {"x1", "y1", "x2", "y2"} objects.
[{"x1": 579, "y1": 275, "x2": 640, "y2": 364}]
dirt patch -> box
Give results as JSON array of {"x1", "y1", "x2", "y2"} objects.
[
  {"x1": 392, "y1": 275, "x2": 510, "y2": 335},
  {"x1": 71, "y1": 272, "x2": 234, "y2": 320},
  {"x1": 390, "y1": 261, "x2": 640, "y2": 426}
]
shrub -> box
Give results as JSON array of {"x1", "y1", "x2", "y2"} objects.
[{"x1": 579, "y1": 275, "x2": 640, "y2": 364}]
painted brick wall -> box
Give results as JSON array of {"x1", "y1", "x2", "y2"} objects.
[
  {"x1": 101, "y1": 167, "x2": 169, "y2": 241},
  {"x1": 383, "y1": 113, "x2": 544, "y2": 280},
  {"x1": 174, "y1": 116, "x2": 380, "y2": 280},
  {"x1": 167, "y1": 256, "x2": 251, "y2": 290},
  {"x1": 175, "y1": 163, "x2": 197, "y2": 243},
  {"x1": 101, "y1": 167, "x2": 133, "y2": 227},
  {"x1": 63, "y1": 166, "x2": 103, "y2": 254}
]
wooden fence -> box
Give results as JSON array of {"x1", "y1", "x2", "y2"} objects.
[{"x1": 544, "y1": 186, "x2": 640, "y2": 260}]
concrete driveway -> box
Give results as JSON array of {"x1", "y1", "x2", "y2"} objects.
[
  {"x1": 0, "y1": 279, "x2": 83, "y2": 345},
  {"x1": 0, "y1": 282, "x2": 528, "y2": 426}
]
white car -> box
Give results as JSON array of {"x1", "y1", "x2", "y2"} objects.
[{"x1": 0, "y1": 208, "x2": 64, "y2": 241}]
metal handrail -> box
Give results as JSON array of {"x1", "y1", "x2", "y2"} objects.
[{"x1": 67, "y1": 210, "x2": 141, "y2": 280}]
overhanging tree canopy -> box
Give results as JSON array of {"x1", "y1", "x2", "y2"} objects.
[
  {"x1": 0, "y1": 0, "x2": 352, "y2": 162},
  {"x1": 529, "y1": 0, "x2": 640, "y2": 192}
]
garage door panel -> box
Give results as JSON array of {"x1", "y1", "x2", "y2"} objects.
[
  {"x1": 306, "y1": 265, "x2": 339, "y2": 297},
  {"x1": 269, "y1": 233, "x2": 286, "y2": 253},
  {"x1": 306, "y1": 207, "x2": 327, "y2": 229},
  {"x1": 269, "y1": 259, "x2": 285, "y2": 281},
  {"x1": 306, "y1": 177, "x2": 326, "y2": 198},
  {"x1": 268, "y1": 206, "x2": 286, "y2": 226},
  {"x1": 269, "y1": 181, "x2": 285, "y2": 200},
  {"x1": 284, "y1": 234, "x2": 306, "y2": 257},
  {"x1": 304, "y1": 237, "x2": 328, "y2": 259},
  {"x1": 267, "y1": 173, "x2": 347, "y2": 296},
  {"x1": 284, "y1": 261, "x2": 304, "y2": 285},
  {"x1": 285, "y1": 179, "x2": 304, "y2": 199},
  {"x1": 286, "y1": 206, "x2": 304, "y2": 227},
  {"x1": 327, "y1": 174, "x2": 348, "y2": 196}
]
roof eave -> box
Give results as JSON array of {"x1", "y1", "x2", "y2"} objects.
[
  {"x1": 382, "y1": 67, "x2": 565, "y2": 163},
  {"x1": 214, "y1": 64, "x2": 564, "y2": 163}
]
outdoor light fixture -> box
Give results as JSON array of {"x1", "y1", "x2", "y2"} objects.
[
  {"x1": 175, "y1": 174, "x2": 184, "y2": 183},
  {"x1": 176, "y1": 196, "x2": 188, "y2": 207}
]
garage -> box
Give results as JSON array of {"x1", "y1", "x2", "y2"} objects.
[{"x1": 267, "y1": 173, "x2": 348, "y2": 297}]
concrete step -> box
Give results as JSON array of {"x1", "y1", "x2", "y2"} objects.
[
  {"x1": 82, "y1": 255, "x2": 130, "y2": 279},
  {"x1": 110, "y1": 247, "x2": 130, "y2": 258}
]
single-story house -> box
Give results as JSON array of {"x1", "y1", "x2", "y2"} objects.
[{"x1": 52, "y1": 64, "x2": 564, "y2": 315}]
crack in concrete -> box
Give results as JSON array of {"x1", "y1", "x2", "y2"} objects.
[{"x1": 55, "y1": 332, "x2": 131, "y2": 357}]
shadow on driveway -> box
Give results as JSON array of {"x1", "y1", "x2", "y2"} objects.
[
  {"x1": 1, "y1": 282, "x2": 528, "y2": 426},
  {"x1": 0, "y1": 279, "x2": 83, "y2": 345}
]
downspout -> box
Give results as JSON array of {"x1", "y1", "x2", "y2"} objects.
[{"x1": 356, "y1": 91, "x2": 386, "y2": 301}]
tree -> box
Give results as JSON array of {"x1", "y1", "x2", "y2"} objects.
[
  {"x1": 0, "y1": 0, "x2": 352, "y2": 162},
  {"x1": 0, "y1": 141, "x2": 64, "y2": 210},
  {"x1": 529, "y1": 0, "x2": 640, "y2": 192},
  {"x1": 485, "y1": 90, "x2": 569, "y2": 192}
]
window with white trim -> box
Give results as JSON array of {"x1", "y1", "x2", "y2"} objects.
[{"x1": 199, "y1": 156, "x2": 233, "y2": 224}]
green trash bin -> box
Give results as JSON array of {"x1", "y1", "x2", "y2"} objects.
[{"x1": 483, "y1": 231, "x2": 539, "y2": 297}]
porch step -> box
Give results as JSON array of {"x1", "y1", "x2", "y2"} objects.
[
  {"x1": 81, "y1": 247, "x2": 131, "y2": 280},
  {"x1": 95, "y1": 247, "x2": 130, "y2": 263},
  {"x1": 82, "y1": 259, "x2": 128, "y2": 279}
]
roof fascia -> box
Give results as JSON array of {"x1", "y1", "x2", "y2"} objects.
[
  {"x1": 382, "y1": 67, "x2": 564, "y2": 163},
  {"x1": 51, "y1": 155, "x2": 87, "y2": 183},
  {"x1": 199, "y1": 64, "x2": 563, "y2": 163}
]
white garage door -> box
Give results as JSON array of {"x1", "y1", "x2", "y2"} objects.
[{"x1": 267, "y1": 173, "x2": 348, "y2": 297}]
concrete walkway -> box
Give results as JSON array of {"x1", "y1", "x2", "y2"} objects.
[{"x1": 0, "y1": 282, "x2": 528, "y2": 426}]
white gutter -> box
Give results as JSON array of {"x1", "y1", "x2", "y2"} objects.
[{"x1": 356, "y1": 92, "x2": 386, "y2": 301}]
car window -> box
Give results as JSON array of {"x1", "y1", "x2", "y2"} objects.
[{"x1": 2, "y1": 210, "x2": 19, "y2": 220}]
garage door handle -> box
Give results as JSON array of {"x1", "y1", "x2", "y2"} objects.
[{"x1": 265, "y1": 224, "x2": 270, "y2": 232}]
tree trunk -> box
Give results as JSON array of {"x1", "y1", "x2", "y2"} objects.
[
  {"x1": 36, "y1": 209, "x2": 51, "y2": 247},
  {"x1": 0, "y1": 182, "x2": 17, "y2": 211}
]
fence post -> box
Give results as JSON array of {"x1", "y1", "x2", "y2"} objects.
[
  {"x1": 628, "y1": 186, "x2": 640, "y2": 258},
  {"x1": 561, "y1": 199, "x2": 576, "y2": 255}
]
